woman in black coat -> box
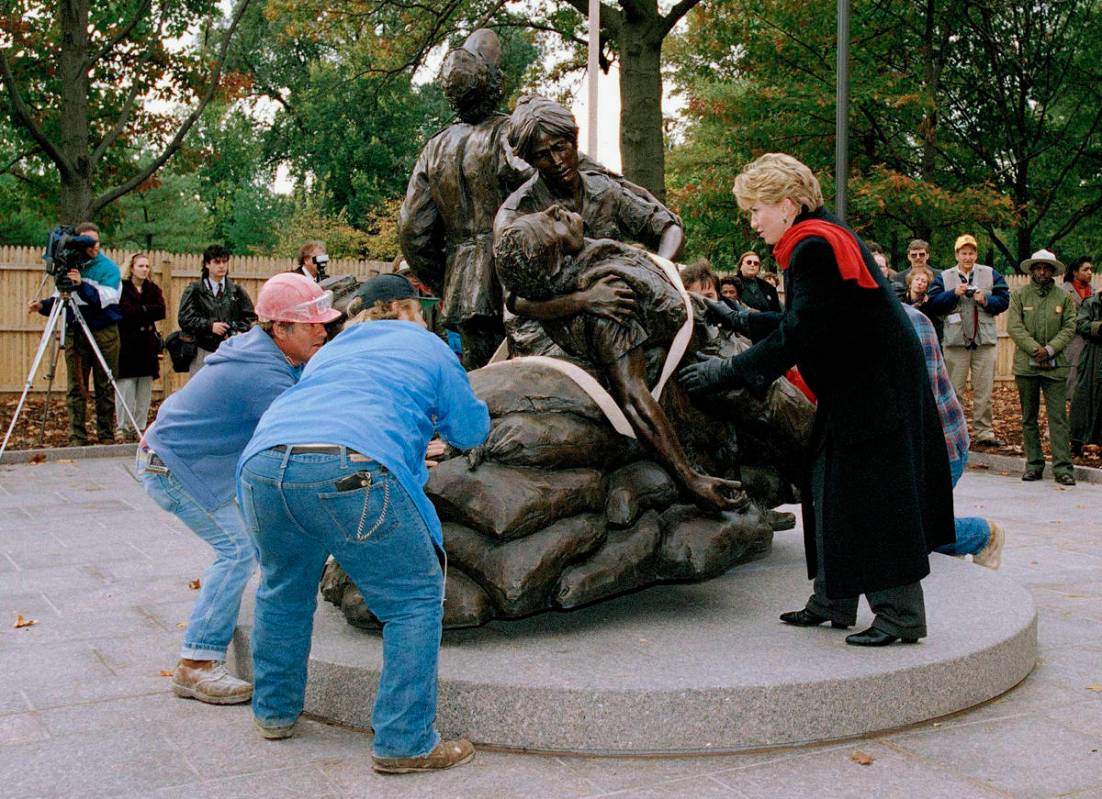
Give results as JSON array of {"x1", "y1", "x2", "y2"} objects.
[
  {"x1": 736, "y1": 250, "x2": 782, "y2": 312},
  {"x1": 178, "y1": 244, "x2": 256, "y2": 374},
  {"x1": 680, "y1": 153, "x2": 954, "y2": 646},
  {"x1": 116, "y1": 253, "x2": 166, "y2": 440}
]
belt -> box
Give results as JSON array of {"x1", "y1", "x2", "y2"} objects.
[{"x1": 271, "y1": 444, "x2": 373, "y2": 462}]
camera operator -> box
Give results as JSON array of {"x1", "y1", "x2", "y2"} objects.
[
  {"x1": 927, "y1": 234, "x2": 1010, "y2": 447},
  {"x1": 178, "y1": 245, "x2": 257, "y2": 375},
  {"x1": 291, "y1": 240, "x2": 329, "y2": 282},
  {"x1": 27, "y1": 221, "x2": 122, "y2": 446}
]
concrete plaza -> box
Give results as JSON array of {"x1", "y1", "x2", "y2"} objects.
[{"x1": 1, "y1": 453, "x2": 1100, "y2": 798}]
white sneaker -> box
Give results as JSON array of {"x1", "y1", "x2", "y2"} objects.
[
  {"x1": 973, "y1": 522, "x2": 1004, "y2": 570},
  {"x1": 172, "y1": 661, "x2": 253, "y2": 704}
]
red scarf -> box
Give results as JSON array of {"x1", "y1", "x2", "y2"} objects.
[
  {"x1": 1073, "y1": 279, "x2": 1093, "y2": 301},
  {"x1": 772, "y1": 219, "x2": 879, "y2": 290}
]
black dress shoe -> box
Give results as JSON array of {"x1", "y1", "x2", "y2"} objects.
[
  {"x1": 780, "y1": 609, "x2": 849, "y2": 629},
  {"x1": 1021, "y1": 470, "x2": 1043, "y2": 481},
  {"x1": 845, "y1": 626, "x2": 919, "y2": 646}
]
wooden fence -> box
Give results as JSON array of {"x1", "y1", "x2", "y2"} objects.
[
  {"x1": 0, "y1": 244, "x2": 1031, "y2": 397},
  {"x1": 0, "y1": 246, "x2": 391, "y2": 395}
]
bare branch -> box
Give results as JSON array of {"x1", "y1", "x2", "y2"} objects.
[
  {"x1": 0, "y1": 51, "x2": 72, "y2": 176},
  {"x1": 91, "y1": 78, "x2": 144, "y2": 165},
  {"x1": 659, "y1": 0, "x2": 703, "y2": 37},
  {"x1": 91, "y1": 0, "x2": 253, "y2": 213}
]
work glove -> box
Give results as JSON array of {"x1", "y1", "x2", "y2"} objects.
[
  {"x1": 677, "y1": 352, "x2": 745, "y2": 394},
  {"x1": 700, "y1": 297, "x2": 751, "y2": 335}
]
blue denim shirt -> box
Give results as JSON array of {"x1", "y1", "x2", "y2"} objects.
[{"x1": 239, "y1": 321, "x2": 490, "y2": 548}]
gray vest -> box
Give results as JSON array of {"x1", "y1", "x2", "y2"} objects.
[{"x1": 942, "y1": 265, "x2": 998, "y2": 347}]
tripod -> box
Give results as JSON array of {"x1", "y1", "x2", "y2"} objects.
[{"x1": 0, "y1": 291, "x2": 142, "y2": 462}]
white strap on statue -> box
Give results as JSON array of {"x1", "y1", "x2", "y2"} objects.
[
  {"x1": 643, "y1": 251, "x2": 694, "y2": 401},
  {"x1": 480, "y1": 355, "x2": 637, "y2": 438}
]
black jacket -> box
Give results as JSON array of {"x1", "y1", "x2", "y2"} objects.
[
  {"x1": 726, "y1": 208, "x2": 955, "y2": 598},
  {"x1": 178, "y1": 277, "x2": 256, "y2": 353},
  {"x1": 739, "y1": 275, "x2": 782, "y2": 313}
]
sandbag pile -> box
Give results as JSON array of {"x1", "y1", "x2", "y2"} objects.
[{"x1": 321, "y1": 357, "x2": 801, "y2": 629}]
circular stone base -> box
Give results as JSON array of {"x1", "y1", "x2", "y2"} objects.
[{"x1": 232, "y1": 534, "x2": 1036, "y2": 754}]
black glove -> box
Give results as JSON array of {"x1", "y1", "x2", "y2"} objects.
[
  {"x1": 677, "y1": 352, "x2": 746, "y2": 394},
  {"x1": 701, "y1": 297, "x2": 750, "y2": 335}
]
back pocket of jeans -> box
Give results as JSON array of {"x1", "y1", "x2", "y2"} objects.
[{"x1": 318, "y1": 478, "x2": 391, "y2": 543}]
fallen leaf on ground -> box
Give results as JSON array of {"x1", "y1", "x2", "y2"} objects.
[
  {"x1": 28, "y1": 453, "x2": 47, "y2": 464},
  {"x1": 850, "y1": 750, "x2": 874, "y2": 766},
  {"x1": 176, "y1": 622, "x2": 187, "y2": 629},
  {"x1": 159, "y1": 670, "x2": 173, "y2": 677},
  {"x1": 187, "y1": 578, "x2": 201, "y2": 590},
  {"x1": 13, "y1": 614, "x2": 36, "y2": 629},
  {"x1": 1087, "y1": 684, "x2": 1102, "y2": 693}
]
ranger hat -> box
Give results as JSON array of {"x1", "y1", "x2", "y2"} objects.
[{"x1": 1020, "y1": 249, "x2": 1063, "y2": 272}]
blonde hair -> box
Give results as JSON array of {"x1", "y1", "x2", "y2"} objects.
[
  {"x1": 905, "y1": 266, "x2": 934, "y2": 288},
  {"x1": 733, "y1": 153, "x2": 824, "y2": 213},
  {"x1": 125, "y1": 252, "x2": 150, "y2": 280},
  {"x1": 346, "y1": 297, "x2": 421, "y2": 325},
  {"x1": 297, "y1": 240, "x2": 325, "y2": 267}
]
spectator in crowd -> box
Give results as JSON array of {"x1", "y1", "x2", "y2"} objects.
[
  {"x1": 902, "y1": 303, "x2": 1004, "y2": 568},
  {"x1": 1070, "y1": 288, "x2": 1102, "y2": 453},
  {"x1": 1062, "y1": 256, "x2": 1094, "y2": 395},
  {"x1": 866, "y1": 241, "x2": 896, "y2": 280},
  {"x1": 28, "y1": 221, "x2": 122, "y2": 446},
  {"x1": 292, "y1": 240, "x2": 329, "y2": 282},
  {"x1": 1007, "y1": 250, "x2": 1077, "y2": 485},
  {"x1": 681, "y1": 259, "x2": 720, "y2": 300},
  {"x1": 718, "y1": 276, "x2": 743, "y2": 308},
  {"x1": 236, "y1": 274, "x2": 489, "y2": 772},
  {"x1": 678, "y1": 152, "x2": 954, "y2": 647},
  {"x1": 892, "y1": 238, "x2": 942, "y2": 292},
  {"x1": 927, "y1": 234, "x2": 1010, "y2": 447},
  {"x1": 178, "y1": 245, "x2": 257, "y2": 375},
  {"x1": 115, "y1": 253, "x2": 166, "y2": 442},
  {"x1": 735, "y1": 250, "x2": 782, "y2": 312},
  {"x1": 139, "y1": 273, "x2": 340, "y2": 705},
  {"x1": 902, "y1": 265, "x2": 943, "y2": 341}
]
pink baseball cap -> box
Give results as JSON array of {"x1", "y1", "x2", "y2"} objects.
[{"x1": 255, "y1": 273, "x2": 342, "y2": 324}]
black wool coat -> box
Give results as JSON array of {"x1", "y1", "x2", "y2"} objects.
[
  {"x1": 729, "y1": 209, "x2": 955, "y2": 598},
  {"x1": 117, "y1": 279, "x2": 166, "y2": 379}
]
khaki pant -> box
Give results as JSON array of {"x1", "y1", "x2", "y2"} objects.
[
  {"x1": 945, "y1": 344, "x2": 998, "y2": 441},
  {"x1": 65, "y1": 324, "x2": 120, "y2": 445}
]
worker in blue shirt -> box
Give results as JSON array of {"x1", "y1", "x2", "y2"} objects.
[{"x1": 237, "y1": 274, "x2": 490, "y2": 774}]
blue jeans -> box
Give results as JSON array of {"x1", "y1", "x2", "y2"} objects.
[
  {"x1": 238, "y1": 447, "x2": 444, "y2": 758},
  {"x1": 935, "y1": 450, "x2": 990, "y2": 556},
  {"x1": 139, "y1": 465, "x2": 257, "y2": 660}
]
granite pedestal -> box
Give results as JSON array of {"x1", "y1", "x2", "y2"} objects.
[{"x1": 231, "y1": 533, "x2": 1036, "y2": 755}]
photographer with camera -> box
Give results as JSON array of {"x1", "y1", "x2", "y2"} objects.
[
  {"x1": 291, "y1": 240, "x2": 329, "y2": 282},
  {"x1": 27, "y1": 222, "x2": 122, "y2": 446},
  {"x1": 927, "y1": 234, "x2": 1010, "y2": 447},
  {"x1": 178, "y1": 245, "x2": 256, "y2": 375}
]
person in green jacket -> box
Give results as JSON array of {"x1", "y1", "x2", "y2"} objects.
[{"x1": 1007, "y1": 249, "x2": 1078, "y2": 485}]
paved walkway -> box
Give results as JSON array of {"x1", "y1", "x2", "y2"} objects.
[{"x1": 1, "y1": 455, "x2": 1100, "y2": 798}]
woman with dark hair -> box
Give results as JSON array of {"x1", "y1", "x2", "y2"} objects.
[
  {"x1": 736, "y1": 250, "x2": 782, "y2": 312},
  {"x1": 678, "y1": 152, "x2": 954, "y2": 646},
  {"x1": 178, "y1": 244, "x2": 256, "y2": 374},
  {"x1": 717, "y1": 276, "x2": 744, "y2": 309},
  {"x1": 115, "y1": 253, "x2": 166, "y2": 441},
  {"x1": 1063, "y1": 256, "x2": 1095, "y2": 394}
]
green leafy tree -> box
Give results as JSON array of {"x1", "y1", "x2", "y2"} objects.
[{"x1": 0, "y1": 0, "x2": 253, "y2": 223}]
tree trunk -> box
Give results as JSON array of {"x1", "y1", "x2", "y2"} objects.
[
  {"x1": 618, "y1": 21, "x2": 666, "y2": 201},
  {"x1": 58, "y1": 0, "x2": 94, "y2": 223}
]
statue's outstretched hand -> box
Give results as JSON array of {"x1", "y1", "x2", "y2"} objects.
[
  {"x1": 582, "y1": 275, "x2": 637, "y2": 324},
  {"x1": 688, "y1": 474, "x2": 748, "y2": 512},
  {"x1": 677, "y1": 352, "x2": 743, "y2": 394}
]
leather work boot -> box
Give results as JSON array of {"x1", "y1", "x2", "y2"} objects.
[
  {"x1": 372, "y1": 739, "x2": 476, "y2": 774},
  {"x1": 172, "y1": 661, "x2": 253, "y2": 704}
]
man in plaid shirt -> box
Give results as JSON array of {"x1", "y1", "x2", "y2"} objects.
[{"x1": 902, "y1": 304, "x2": 1004, "y2": 568}]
